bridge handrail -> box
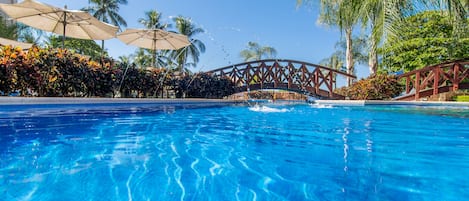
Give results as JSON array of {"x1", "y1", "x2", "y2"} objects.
[
  {"x1": 206, "y1": 59, "x2": 357, "y2": 79},
  {"x1": 398, "y1": 59, "x2": 469, "y2": 78},
  {"x1": 395, "y1": 59, "x2": 469, "y2": 100}
]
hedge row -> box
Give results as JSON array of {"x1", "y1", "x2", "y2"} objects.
[
  {"x1": 0, "y1": 46, "x2": 234, "y2": 98},
  {"x1": 335, "y1": 74, "x2": 404, "y2": 100}
]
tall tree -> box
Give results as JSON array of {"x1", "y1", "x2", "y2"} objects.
[
  {"x1": 0, "y1": 16, "x2": 41, "y2": 45},
  {"x1": 171, "y1": 16, "x2": 205, "y2": 73},
  {"x1": 138, "y1": 10, "x2": 171, "y2": 67},
  {"x1": 138, "y1": 10, "x2": 170, "y2": 30},
  {"x1": 84, "y1": 0, "x2": 128, "y2": 51},
  {"x1": 48, "y1": 35, "x2": 104, "y2": 60},
  {"x1": 380, "y1": 11, "x2": 469, "y2": 72},
  {"x1": 0, "y1": 16, "x2": 17, "y2": 40},
  {"x1": 240, "y1": 42, "x2": 277, "y2": 62},
  {"x1": 297, "y1": 0, "x2": 362, "y2": 86}
]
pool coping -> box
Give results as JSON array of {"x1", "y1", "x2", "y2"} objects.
[
  {"x1": 314, "y1": 100, "x2": 469, "y2": 107},
  {"x1": 0, "y1": 97, "x2": 243, "y2": 105},
  {"x1": 1, "y1": 97, "x2": 468, "y2": 107}
]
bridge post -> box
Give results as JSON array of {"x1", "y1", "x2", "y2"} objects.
[
  {"x1": 405, "y1": 76, "x2": 411, "y2": 94},
  {"x1": 271, "y1": 62, "x2": 279, "y2": 88},
  {"x1": 453, "y1": 62, "x2": 460, "y2": 91},
  {"x1": 433, "y1": 67, "x2": 440, "y2": 96},
  {"x1": 260, "y1": 63, "x2": 264, "y2": 89},
  {"x1": 328, "y1": 72, "x2": 334, "y2": 97},
  {"x1": 314, "y1": 69, "x2": 319, "y2": 95},
  {"x1": 415, "y1": 72, "x2": 421, "y2": 100},
  {"x1": 245, "y1": 64, "x2": 251, "y2": 90}
]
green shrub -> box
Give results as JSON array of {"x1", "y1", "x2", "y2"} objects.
[
  {"x1": 171, "y1": 73, "x2": 235, "y2": 99},
  {"x1": 0, "y1": 46, "x2": 235, "y2": 99},
  {"x1": 454, "y1": 95, "x2": 469, "y2": 102},
  {"x1": 336, "y1": 74, "x2": 404, "y2": 100}
]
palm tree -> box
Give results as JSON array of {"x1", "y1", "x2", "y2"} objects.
[
  {"x1": 297, "y1": 0, "x2": 362, "y2": 86},
  {"x1": 84, "y1": 0, "x2": 128, "y2": 51},
  {"x1": 0, "y1": 16, "x2": 18, "y2": 40},
  {"x1": 118, "y1": 55, "x2": 132, "y2": 66},
  {"x1": 240, "y1": 42, "x2": 277, "y2": 62},
  {"x1": 138, "y1": 10, "x2": 171, "y2": 67},
  {"x1": 171, "y1": 16, "x2": 205, "y2": 73},
  {"x1": 358, "y1": 0, "x2": 467, "y2": 75},
  {"x1": 297, "y1": 0, "x2": 467, "y2": 81},
  {"x1": 320, "y1": 53, "x2": 343, "y2": 88},
  {"x1": 0, "y1": 16, "x2": 42, "y2": 45},
  {"x1": 138, "y1": 10, "x2": 170, "y2": 30}
]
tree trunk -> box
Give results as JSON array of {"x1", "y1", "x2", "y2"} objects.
[
  {"x1": 368, "y1": 34, "x2": 378, "y2": 76},
  {"x1": 345, "y1": 28, "x2": 354, "y2": 86}
]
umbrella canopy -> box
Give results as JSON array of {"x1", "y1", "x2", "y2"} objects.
[
  {"x1": 0, "y1": 0, "x2": 118, "y2": 47},
  {"x1": 0, "y1": 37, "x2": 33, "y2": 49},
  {"x1": 117, "y1": 28, "x2": 190, "y2": 50},
  {"x1": 117, "y1": 28, "x2": 190, "y2": 67}
]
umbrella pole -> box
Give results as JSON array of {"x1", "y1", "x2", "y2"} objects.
[
  {"x1": 62, "y1": 9, "x2": 67, "y2": 48},
  {"x1": 101, "y1": 40, "x2": 105, "y2": 56},
  {"x1": 152, "y1": 34, "x2": 157, "y2": 67},
  {"x1": 152, "y1": 49, "x2": 156, "y2": 68}
]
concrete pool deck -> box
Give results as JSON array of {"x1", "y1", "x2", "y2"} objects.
[
  {"x1": 0, "y1": 97, "x2": 468, "y2": 107},
  {"x1": 0, "y1": 97, "x2": 242, "y2": 105}
]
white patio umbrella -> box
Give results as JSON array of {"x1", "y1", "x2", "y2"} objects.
[
  {"x1": 0, "y1": 0, "x2": 118, "y2": 48},
  {"x1": 0, "y1": 37, "x2": 33, "y2": 49},
  {"x1": 117, "y1": 28, "x2": 190, "y2": 67}
]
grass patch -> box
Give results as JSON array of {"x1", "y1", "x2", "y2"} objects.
[{"x1": 454, "y1": 95, "x2": 469, "y2": 102}]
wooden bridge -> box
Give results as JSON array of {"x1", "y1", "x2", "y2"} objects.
[
  {"x1": 205, "y1": 59, "x2": 356, "y2": 99},
  {"x1": 396, "y1": 60, "x2": 469, "y2": 100}
]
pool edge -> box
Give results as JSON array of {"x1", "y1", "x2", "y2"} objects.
[
  {"x1": 315, "y1": 100, "x2": 469, "y2": 107},
  {"x1": 0, "y1": 97, "x2": 243, "y2": 105}
]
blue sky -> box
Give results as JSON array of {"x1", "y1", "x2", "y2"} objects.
[{"x1": 38, "y1": 0, "x2": 369, "y2": 78}]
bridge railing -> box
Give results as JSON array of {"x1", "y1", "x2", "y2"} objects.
[
  {"x1": 396, "y1": 60, "x2": 469, "y2": 100},
  {"x1": 205, "y1": 59, "x2": 356, "y2": 98}
]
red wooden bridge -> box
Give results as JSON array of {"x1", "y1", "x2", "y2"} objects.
[
  {"x1": 205, "y1": 59, "x2": 356, "y2": 99},
  {"x1": 396, "y1": 60, "x2": 469, "y2": 100}
]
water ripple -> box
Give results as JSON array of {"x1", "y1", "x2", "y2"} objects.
[{"x1": 1, "y1": 104, "x2": 468, "y2": 200}]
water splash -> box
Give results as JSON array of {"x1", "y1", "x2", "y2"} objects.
[
  {"x1": 310, "y1": 103, "x2": 333, "y2": 109},
  {"x1": 248, "y1": 105, "x2": 291, "y2": 113}
]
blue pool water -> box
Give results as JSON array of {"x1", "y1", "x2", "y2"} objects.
[{"x1": 0, "y1": 102, "x2": 468, "y2": 201}]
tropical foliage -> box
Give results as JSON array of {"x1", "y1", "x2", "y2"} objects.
[
  {"x1": 297, "y1": 0, "x2": 468, "y2": 77},
  {"x1": 84, "y1": 0, "x2": 128, "y2": 51},
  {"x1": 171, "y1": 73, "x2": 235, "y2": 98},
  {"x1": 0, "y1": 16, "x2": 18, "y2": 40},
  {"x1": 335, "y1": 73, "x2": 403, "y2": 100},
  {"x1": 85, "y1": 0, "x2": 128, "y2": 29},
  {"x1": 0, "y1": 16, "x2": 41, "y2": 45},
  {"x1": 137, "y1": 9, "x2": 171, "y2": 67},
  {"x1": 380, "y1": 11, "x2": 469, "y2": 73},
  {"x1": 0, "y1": 46, "x2": 233, "y2": 98},
  {"x1": 48, "y1": 35, "x2": 104, "y2": 60},
  {"x1": 240, "y1": 42, "x2": 277, "y2": 62},
  {"x1": 320, "y1": 35, "x2": 368, "y2": 74},
  {"x1": 172, "y1": 16, "x2": 206, "y2": 73},
  {"x1": 313, "y1": 0, "x2": 362, "y2": 86}
]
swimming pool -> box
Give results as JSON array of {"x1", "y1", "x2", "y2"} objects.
[{"x1": 1, "y1": 101, "x2": 468, "y2": 200}]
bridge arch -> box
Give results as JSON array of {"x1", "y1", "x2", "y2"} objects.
[{"x1": 205, "y1": 59, "x2": 357, "y2": 99}]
